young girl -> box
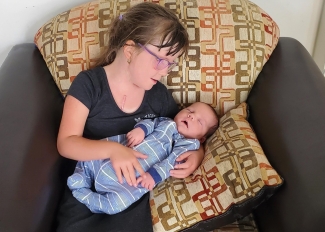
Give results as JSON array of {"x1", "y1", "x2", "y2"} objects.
[
  {"x1": 67, "y1": 102, "x2": 219, "y2": 215},
  {"x1": 56, "y1": 2, "x2": 205, "y2": 232}
]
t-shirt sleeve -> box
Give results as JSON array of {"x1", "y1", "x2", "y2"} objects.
[
  {"x1": 147, "y1": 82, "x2": 179, "y2": 119},
  {"x1": 154, "y1": 83, "x2": 179, "y2": 118},
  {"x1": 66, "y1": 71, "x2": 96, "y2": 110},
  {"x1": 164, "y1": 89, "x2": 180, "y2": 118}
]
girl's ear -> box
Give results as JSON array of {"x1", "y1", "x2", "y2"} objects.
[{"x1": 123, "y1": 40, "x2": 136, "y2": 61}]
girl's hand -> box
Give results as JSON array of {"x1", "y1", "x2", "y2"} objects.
[
  {"x1": 110, "y1": 145, "x2": 147, "y2": 187},
  {"x1": 170, "y1": 146, "x2": 204, "y2": 178}
]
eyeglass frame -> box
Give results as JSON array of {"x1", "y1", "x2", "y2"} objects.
[{"x1": 137, "y1": 43, "x2": 177, "y2": 72}]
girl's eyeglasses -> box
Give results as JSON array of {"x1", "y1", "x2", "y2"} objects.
[{"x1": 137, "y1": 43, "x2": 177, "y2": 72}]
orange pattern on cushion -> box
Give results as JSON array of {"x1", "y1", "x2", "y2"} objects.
[
  {"x1": 149, "y1": 102, "x2": 283, "y2": 231},
  {"x1": 34, "y1": 0, "x2": 279, "y2": 116}
]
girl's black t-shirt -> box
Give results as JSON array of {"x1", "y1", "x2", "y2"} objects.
[
  {"x1": 67, "y1": 66, "x2": 179, "y2": 139},
  {"x1": 57, "y1": 66, "x2": 179, "y2": 232}
]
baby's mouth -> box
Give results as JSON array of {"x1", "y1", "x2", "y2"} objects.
[{"x1": 182, "y1": 120, "x2": 188, "y2": 128}]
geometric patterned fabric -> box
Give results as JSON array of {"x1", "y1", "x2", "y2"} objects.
[
  {"x1": 34, "y1": 0, "x2": 280, "y2": 116},
  {"x1": 150, "y1": 102, "x2": 283, "y2": 231},
  {"x1": 34, "y1": 0, "x2": 282, "y2": 231}
]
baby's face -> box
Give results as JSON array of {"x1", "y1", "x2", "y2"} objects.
[{"x1": 174, "y1": 102, "x2": 218, "y2": 140}]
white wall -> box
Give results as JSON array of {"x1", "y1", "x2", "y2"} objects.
[
  {"x1": 313, "y1": 1, "x2": 325, "y2": 72},
  {"x1": 251, "y1": 0, "x2": 324, "y2": 56},
  {"x1": 0, "y1": 0, "x2": 323, "y2": 68},
  {"x1": 0, "y1": 0, "x2": 90, "y2": 68}
]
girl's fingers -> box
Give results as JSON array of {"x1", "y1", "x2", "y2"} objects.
[
  {"x1": 174, "y1": 161, "x2": 189, "y2": 170},
  {"x1": 133, "y1": 161, "x2": 145, "y2": 177},
  {"x1": 170, "y1": 169, "x2": 188, "y2": 179},
  {"x1": 121, "y1": 166, "x2": 132, "y2": 186},
  {"x1": 111, "y1": 149, "x2": 146, "y2": 186},
  {"x1": 127, "y1": 165, "x2": 137, "y2": 186},
  {"x1": 133, "y1": 151, "x2": 147, "y2": 159},
  {"x1": 175, "y1": 152, "x2": 191, "y2": 161},
  {"x1": 115, "y1": 168, "x2": 123, "y2": 184}
]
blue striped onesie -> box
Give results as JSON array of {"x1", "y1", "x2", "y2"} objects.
[{"x1": 67, "y1": 117, "x2": 200, "y2": 214}]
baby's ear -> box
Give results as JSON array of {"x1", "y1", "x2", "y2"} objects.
[{"x1": 199, "y1": 136, "x2": 206, "y2": 143}]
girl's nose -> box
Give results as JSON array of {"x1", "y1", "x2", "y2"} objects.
[
  {"x1": 159, "y1": 66, "x2": 169, "y2": 76},
  {"x1": 188, "y1": 114, "x2": 194, "y2": 119}
]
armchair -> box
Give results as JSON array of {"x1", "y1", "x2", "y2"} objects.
[
  {"x1": 1, "y1": 37, "x2": 325, "y2": 232},
  {"x1": 1, "y1": 1, "x2": 325, "y2": 231}
]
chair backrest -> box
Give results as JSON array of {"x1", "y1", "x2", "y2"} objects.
[{"x1": 34, "y1": 0, "x2": 279, "y2": 116}]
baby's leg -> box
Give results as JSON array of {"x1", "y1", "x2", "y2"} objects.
[
  {"x1": 70, "y1": 187, "x2": 117, "y2": 214},
  {"x1": 68, "y1": 161, "x2": 94, "y2": 189},
  {"x1": 94, "y1": 162, "x2": 149, "y2": 214},
  {"x1": 94, "y1": 180, "x2": 150, "y2": 214},
  {"x1": 68, "y1": 161, "x2": 110, "y2": 213},
  {"x1": 70, "y1": 178, "x2": 149, "y2": 214}
]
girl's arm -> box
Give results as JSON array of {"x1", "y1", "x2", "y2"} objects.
[
  {"x1": 57, "y1": 95, "x2": 146, "y2": 186},
  {"x1": 169, "y1": 145, "x2": 204, "y2": 178}
]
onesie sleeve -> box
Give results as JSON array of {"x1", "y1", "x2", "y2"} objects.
[
  {"x1": 66, "y1": 70, "x2": 97, "y2": 110},
  {"x1": 134, "y1": 118, "x2": 160, "y2": 136},
  {"x1": 147, "y1": 137, "x2": 200, "y2": 184},
  {"x1": 149, "y1": 82, "x2": 179, "y2": 118}
]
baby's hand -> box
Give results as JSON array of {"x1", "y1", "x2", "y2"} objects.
[
  {"x1": 127, "y1": 128, "x2": 145, "y2": 147},
  {"x1": 136, "y1": 172, "x2": 155, "y2": 190}
]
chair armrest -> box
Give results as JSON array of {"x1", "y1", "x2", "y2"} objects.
[
  {"x1": 247, "y1": 37, "x2": 325, "y2": 231},
  {"x1": 0, "y1": 44, "x2": 65, "y2": 232}
]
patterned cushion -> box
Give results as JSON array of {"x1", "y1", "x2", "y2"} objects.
[
  {"x1": 34, "y1": 0, "x2": 282, "y2": 231},
  {"x1": 34, "y1": 0, "x2": 279, "y2": 116},
  {"x1": 150, "y1": 102, "x2": 283, "y2": 231}
]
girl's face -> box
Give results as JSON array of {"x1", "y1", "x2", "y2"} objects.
[{"x1": 128, "y1": 44, "x2": 182, "y2": 90}]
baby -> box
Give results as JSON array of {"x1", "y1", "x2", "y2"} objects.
[{"x1": 68, "y1": 102, "x2": 219, "y2": 214}]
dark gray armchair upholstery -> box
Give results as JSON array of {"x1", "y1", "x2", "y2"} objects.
[{"x1": 0, "y1": 38, "x2": 325, "y2": 232}]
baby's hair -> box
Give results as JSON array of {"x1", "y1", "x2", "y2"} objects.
[
  {"x1": 94, "y1": 2, "x2": 189, "y2": 67},
  {"x1": 204, "y1": 104, "x2": 219, "y2": 139}
]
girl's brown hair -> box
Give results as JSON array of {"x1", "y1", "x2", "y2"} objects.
[{"x1": 94, "y1": 2, "x2": 189, "y2": 67}]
